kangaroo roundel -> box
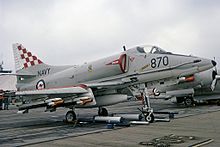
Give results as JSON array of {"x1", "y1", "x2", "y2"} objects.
[{"x1": 36, "y1": 80, "x2": 46, "y2": 90}]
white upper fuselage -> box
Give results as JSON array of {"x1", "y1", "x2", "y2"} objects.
[{"x1": 16, "y1": 45, "x2": 215, "y2": 94}]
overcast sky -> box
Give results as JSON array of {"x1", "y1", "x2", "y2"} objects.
[{"x1": 1, "y1": 0, "x2": 220, "y2": 71}]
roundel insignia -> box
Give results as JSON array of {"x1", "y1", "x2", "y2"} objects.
[
  {"x1": 36, "y1": 80, "x2": 45, "y2": 90},
  {"x1": 152, "y1": 88, "x2": 160, "y2": 96}
]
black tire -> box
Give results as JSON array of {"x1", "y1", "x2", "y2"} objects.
[
  {"x1": 65, "y1": 111, "x2": 76, "y2": 123},
  {"x1": 144, "y1": 113, "x2": 154, "y2": 123},
  {"x1": 217, "y1": 100, "x2": 220, "y2": 106},
  {"x1": 184, "y1": 97, "x2": 194, "y2": 107},
  {"x1": 98, "y1": 107, "x2": 108, "y2": 116},
  {"x1": 176, "y1": 97, "x2": 184, "y2": 104}
]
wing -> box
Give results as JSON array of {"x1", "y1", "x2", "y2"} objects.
[
  {"x1": 16, "y1": 85, "x2": 96, "y2": 113},
  {"x1": 16, "y1": 86, "x2": 88, "y2": 96}
]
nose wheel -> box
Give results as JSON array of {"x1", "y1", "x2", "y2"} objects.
[
  {"x1": 138, "y1": 84, "x2": 155, "y2": 123},
  {"x1": 143, "y1": 112, "x2": 154, "y2": 123}
]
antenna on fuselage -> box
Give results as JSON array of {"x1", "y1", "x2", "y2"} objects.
[{"x1": 123, "y1": 46, "x2": 126, "y2": 51}]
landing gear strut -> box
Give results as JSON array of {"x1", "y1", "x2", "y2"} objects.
[
  {"x1": 138, "y1": 84, "x2": 155, "y2": 123},
  {"x1": 98, "y1": 107, "x2": 108, "y2": 116},
  {"x1": 65, "y1": 110, "x2": 76, "y2": 123}
]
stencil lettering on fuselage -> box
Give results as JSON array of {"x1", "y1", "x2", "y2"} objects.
[{"x1": 38, "y1": 68, "x2": 51, "y2": 76}]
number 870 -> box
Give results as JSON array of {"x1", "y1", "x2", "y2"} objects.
[{"x1": 151, "y1": 56, "x2": 169, "y2": 68}]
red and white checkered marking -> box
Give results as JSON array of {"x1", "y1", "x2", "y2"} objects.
[{"x1": 17, "y1": 45, "x2": 43, "y2": 68}]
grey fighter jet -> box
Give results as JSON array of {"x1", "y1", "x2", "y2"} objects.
[{"x1": 12, "y1": 43, "x2": 216, "y2": 122}]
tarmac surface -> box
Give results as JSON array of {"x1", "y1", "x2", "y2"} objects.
[{"x1": 0, "y1": 99, "x2": 220, "y2": 147}]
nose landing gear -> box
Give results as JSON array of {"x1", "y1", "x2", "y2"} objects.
[
  {"x1": 138, "y1": 84, "x2": 155, "y2": 123},
  {"x1": 142, "y1": 110, "x2": 154, "y2": 123}
]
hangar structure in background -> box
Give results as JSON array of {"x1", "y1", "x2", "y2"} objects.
[{"x1": 11, "y1": 43, "x2": 216, "y2": 123}]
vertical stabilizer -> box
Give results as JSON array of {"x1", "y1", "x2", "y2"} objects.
[{"x1": 13, "y1": 43, "x2": 44, "y2": 72}]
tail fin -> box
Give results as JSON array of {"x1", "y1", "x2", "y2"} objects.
[{"x1": 13, "y1": 43, "x2": 44, "y2": 72}]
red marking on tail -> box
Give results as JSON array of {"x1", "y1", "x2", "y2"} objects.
[{"x1": 18, "y1": 45, "x2": 43, "y2": 68}]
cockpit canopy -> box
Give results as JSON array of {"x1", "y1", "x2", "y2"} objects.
[{"x1": 135, "y1": 45, "x2": 170, "y2": 54}]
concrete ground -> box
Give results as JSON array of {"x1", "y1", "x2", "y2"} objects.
[{"x1": 28, "y1": 110, "x2": 220, "y2": 147}]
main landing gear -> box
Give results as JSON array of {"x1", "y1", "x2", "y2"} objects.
[
  {"x1": 65, "y1": 107, "x2": 109, "y2": 123},
  {"x1": 98, "y1": 107, "x2": 108, "y2": 116},
  {"x1": 176, "y1": 96, "x2": 195, "y2": 107},
  {"x1": 184, "y1": 96, "x2": 194, "y2": 107},
  {"x1": 65, "y1": 110, "x2": 76, "y2": 123}
]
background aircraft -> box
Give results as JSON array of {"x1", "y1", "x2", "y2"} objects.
[
  {"x1": 0, "y1": 61, "x2": 12, "y2": 74},
  {"x1": 12, "y1": 43, "x2": 215, "y2": 122},
  {"x1": 147, "y1": 67, "x2": 220, "y2": 106}
]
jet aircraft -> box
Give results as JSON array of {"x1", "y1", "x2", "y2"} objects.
[{"x1": 12, "y1": 43, "x2": 216, "y2": 122}]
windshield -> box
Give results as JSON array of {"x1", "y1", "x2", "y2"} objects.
[{"x1": 136, "y1": 45, "x2": 169, "y2": 54}]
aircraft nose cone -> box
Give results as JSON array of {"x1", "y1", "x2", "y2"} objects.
[{"x1": 211, "y1": 60, "x2": 217, "y2": 66}]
